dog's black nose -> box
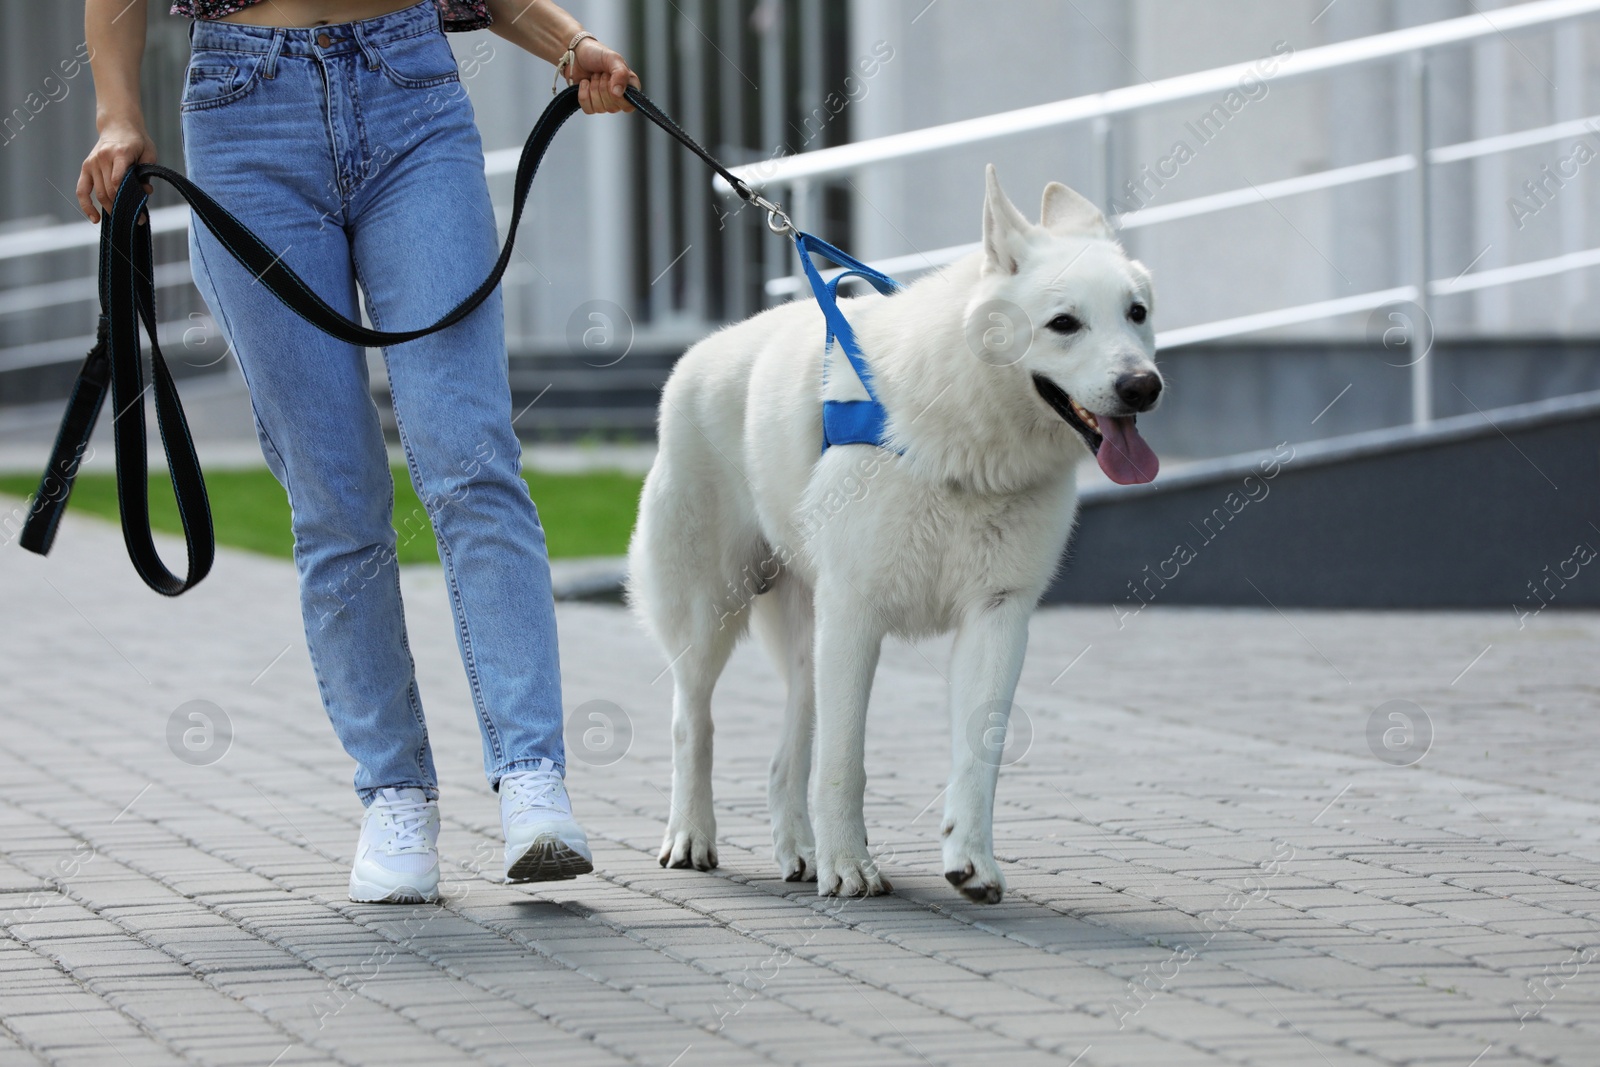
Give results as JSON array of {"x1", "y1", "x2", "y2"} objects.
[{"x1": 1115, "y1": 371, "x2": 1162, "y2": 412}]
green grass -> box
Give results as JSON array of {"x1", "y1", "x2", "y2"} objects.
[{"x1": 0, "y1": 466, "x2": 643, "y2": 563}]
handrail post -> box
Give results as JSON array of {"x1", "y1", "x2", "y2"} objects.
[
  {"x1": 1093, "y1": 115, "x2": 1114, "y2": 215},
  {"x1": 1406, "y1": 49, "x2": 1433, "y2": 426}
]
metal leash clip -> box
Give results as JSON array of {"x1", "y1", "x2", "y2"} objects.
[{"x1": 747, "y1": 190, "x2": 794, "y2": 236}]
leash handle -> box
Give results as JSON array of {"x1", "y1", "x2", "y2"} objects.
[{"x1": 17, "y1": 211, "x2": 218, "y2": 598}]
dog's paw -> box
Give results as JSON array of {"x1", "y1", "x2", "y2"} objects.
[
  {"x1": 658, "y1": 823, "x2": 718, "y2": 871},
  {"x1": 815, "y1": 846, "x2": 891, "y2": 897},
  {"x1": 772, "y1": 813, "x2": 817, "y2": 882},
  {"x1": 942, "y1": 842, "x2": 1006, "y2": 904},
  {"x1": 773, "y1": 835, "x2": 817, "y2": 882}
]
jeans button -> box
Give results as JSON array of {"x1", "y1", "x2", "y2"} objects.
[{"x1": 316, "y1": 32, "x2": 332, "y2": 47}]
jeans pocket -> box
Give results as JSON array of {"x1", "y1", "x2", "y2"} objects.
[
  {"x1": 180, "y1": 55, "x2": 261, "y2": 112},
  {"x1": 375, "y1": 31, "x2": 461, "y2": 89}
]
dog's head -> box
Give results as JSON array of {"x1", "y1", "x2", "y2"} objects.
[{"x1": 972, "y1": 165, "x2": 1161, "y2": 485}]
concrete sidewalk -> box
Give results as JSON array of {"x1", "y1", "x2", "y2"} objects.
[{"x1": 1, "y1": 506, "x2": 1598, "y2": 1065}]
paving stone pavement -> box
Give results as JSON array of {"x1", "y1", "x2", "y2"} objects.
[{"x1": 2, "y1": 503, "x2": 1599, "y2": 1066}]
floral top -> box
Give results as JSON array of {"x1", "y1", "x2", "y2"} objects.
[{"x1": 169, "y1": 1, "x2": 491, "y2": 32}]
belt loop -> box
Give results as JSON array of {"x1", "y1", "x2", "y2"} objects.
[
  {"x1": 353, "y1": 24, "x2": 382, "y2": 71},
  {"x1": 262, "y1": 28, "x2": 285, "y2": 79}
]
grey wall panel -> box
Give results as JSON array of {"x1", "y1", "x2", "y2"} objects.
[{"x1": 1048, "y1": 391, "x2": 1600, "y2": 610}]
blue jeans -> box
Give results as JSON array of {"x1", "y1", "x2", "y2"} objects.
[{"x1": 181, "y1": 1, "x2": 564, "y2": 803}]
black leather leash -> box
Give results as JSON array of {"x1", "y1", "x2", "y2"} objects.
[{"x1": 20, "y1": 84, "x2": 790, "y2": 596}]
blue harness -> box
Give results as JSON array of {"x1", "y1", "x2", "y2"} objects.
[{"x1": 792, "y1": 232, "x2": 902, "y2": 453}]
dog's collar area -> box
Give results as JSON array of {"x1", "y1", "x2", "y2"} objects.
[{"x1": 1031, "y1": 374, "x2": 1106, "y2": 454}]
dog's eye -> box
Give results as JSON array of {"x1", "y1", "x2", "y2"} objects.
[
  {"x1": 1046, "y1": 314, "x2": 1082, "y2": 335},
  {"x1": 1128, "y1": 303, "x2": 1148, "y2": 324}
]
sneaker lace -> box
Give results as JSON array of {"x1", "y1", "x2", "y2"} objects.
[
  {"x1": 503, "y1": 770, "x2": 564, "y2": 819},
  {"x1": 377, "y1": 795, "x2": 433, "y2": 853}
]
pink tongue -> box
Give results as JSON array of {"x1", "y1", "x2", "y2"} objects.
[{"x1": 1096, "y1": 416, "x2": 1159, "y2": 485}]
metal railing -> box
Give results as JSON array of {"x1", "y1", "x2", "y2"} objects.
[{"x1": 723, "y1": 0, "x2": 1600, "y2": 427}]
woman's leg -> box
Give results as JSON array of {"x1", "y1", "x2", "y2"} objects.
[
  {"x1": 181, "y1": 18, "x2": 436, "y2": 803},
  {"x1": 345, "y1": 21, "x2": 564, "y2": 791}
]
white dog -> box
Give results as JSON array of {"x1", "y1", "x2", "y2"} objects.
[{"x1": 627, "y1": 166, "x2": 1162, "y2": 903}]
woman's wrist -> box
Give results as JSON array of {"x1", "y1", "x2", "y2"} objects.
[
  {"x1": 92, "y1": 77, "x2": 147, "y2": 135},
  {"x1": 573, "y1": 37, "x2": 609, "y2": 72},
  {"x1": 484, "y1": 0, "x2": 636, "y2": 113},
  {"x1": 484, "y1": 0, "x2": 584, "y2": 65},
  {"x1": 552, "y1": 31, "x2": 596, "y2": 90},
  {"x1": 96, "y1": 107, "x2": 148, "y2": 136}
]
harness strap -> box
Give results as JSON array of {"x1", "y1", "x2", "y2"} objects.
[{"x1": 791, "y1": 232, "x2": 901, "y2": 452}]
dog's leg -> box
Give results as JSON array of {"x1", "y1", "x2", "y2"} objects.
[
  {"x1": 656, "y1": 621, "x2": 738, "y2": 871},
  {"x1": 631, "y1": 426, "x2": 760, "y2": 873},
  {"x1": 810, "y1": 583, "x2": 891, "y2": 897},
  {"x1": 751, "y1": 577, "x2": 817, "y2": 881},
  {"x1": 941, "y1": 597, "x2": 1032, "y2": 904}
]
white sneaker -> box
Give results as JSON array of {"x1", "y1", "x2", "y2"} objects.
[
  {"x1": 501, "y1": 760, "x2": 594, "y2": 883},
  {"x1": 349, "y1": 787, "x2": 440, "y2": 904}
]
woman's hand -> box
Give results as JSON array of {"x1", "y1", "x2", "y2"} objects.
[
  {"x1": 77, "y1": 118, "x2": 156, "y2": 224},
  {"x1": 82, "y1": 0, "x2": 151, "y2": 223},
  {"x1": 569, "y1": 37, "x2": 640, "y2": 115},
  {"x1": 485, "y1": 0, "x2": 638, "y2": 114}
]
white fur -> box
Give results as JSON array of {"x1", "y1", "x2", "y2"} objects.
[{"x1": 627, "y1": 167, "x2": 1161, "y2": 902}]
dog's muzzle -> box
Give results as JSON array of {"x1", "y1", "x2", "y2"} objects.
[
  {"x1": 1031, "y1": 373, "x2": 1161, "y2": 485},
  {"x1": 1032, "y1": 374, "x2": 1103, "y2": 453}
]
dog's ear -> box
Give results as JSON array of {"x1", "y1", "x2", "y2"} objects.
[
  {"x1": 1040, "y1": 181, "x2": 1114, "y2": 240},
  {"x1": 983, "y1": 164, "x2": 1034, "y2": 276}
]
